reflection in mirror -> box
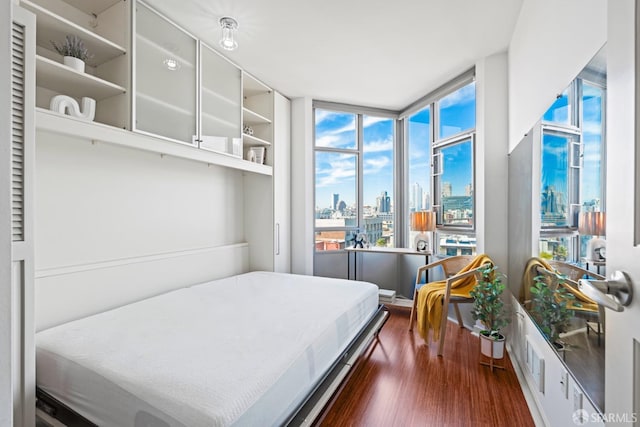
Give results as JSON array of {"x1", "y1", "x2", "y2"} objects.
[{"x1": 521, "y1": 45, "x2": 607, "y2": 413}]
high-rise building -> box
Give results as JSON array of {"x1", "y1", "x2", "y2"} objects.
[
  {"x1": 376, "y1": 191, "x2": 391, "y2": 213},
  {"x1": 465, "y1": 183, "x2": 473, "y2": 197},
  {"x1": 411, "y1": 182, "x2": 423, "y2": 211},
  {"x1": 422, "y1": 192, "x2": 430, "y2": 210},
  {"x1": 442, "y1": 182, "x2": 452, "y2": 198},
  {"x1": 331, "y1": 193, "x2": 339, "y2": 210}
]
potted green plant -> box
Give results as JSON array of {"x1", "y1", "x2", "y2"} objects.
[
  {"x1": 470, "y1": 265, "x2": 510, "y2": 360},
  {"x1": 529, "y1": 274, "x2": 577, "y2": 350},
  {"x1": 51, "y1": 35, "x2": 92, "y2": 73}
]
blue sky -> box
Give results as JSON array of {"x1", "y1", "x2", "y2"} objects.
[
  {"x1": 315, "y1": 83, "x2": 477, "y2": 210},
  {"x1": 541, "y1": 84, "x2": 603, "y2": 205}
]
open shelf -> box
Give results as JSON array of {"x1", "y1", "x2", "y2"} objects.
[
  {"x1": 243, "y1": 134, "x2": 271, "y2": 147},
  {"x1": 243, "y1": 107, "x2": 272, "y2": 125},
  {"x1": 36, "y1": 108, "x2": 272, "y2": 176},
  {"x1": 21, "y1": 0, "x2": 126, "y2": 67},
  {"x1": 60, "y1": 0, "x2": 121, "y2": 15},
  {"x1": 36, "y1": 55, "x2": 126, "y2": 100},
  {"x1": 243, "y1": 74, "x2": 271, "y2": 97}
]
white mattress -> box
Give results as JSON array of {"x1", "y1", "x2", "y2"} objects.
[{"x1": 36, "y1": 272, "x2": 379, "y2": 427}]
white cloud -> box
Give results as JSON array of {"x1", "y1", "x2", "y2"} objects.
[
  {"x1": 316, "y1": 156, "x2": 356, "y2": 188},
  {"x1": 315, "y1": 134, "x2": 341, "y2": 147},
  {"x1": 363, "y1": 116, "x2": 389, "y2": 128},
  {"x1": 364, "y1": 138, "x2": 393, "y2": 153},
  {"x1": 582, "y1": 122, "x2": 603, "y2": 136},
  {"x1": 438, "y1": 83, "x2": 475, "y2": 108}
]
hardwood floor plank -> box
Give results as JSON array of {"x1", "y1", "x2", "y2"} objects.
[{"x1": 318, "y1": 306, "x2": 535, "y2": 427}]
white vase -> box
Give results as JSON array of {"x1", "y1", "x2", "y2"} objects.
[
  {"x1": 63, "y1": 56, "x2": 85, "y2": 73},
  {"x1": 480, "y1": 332, "x2": 505, "y2": 359}
]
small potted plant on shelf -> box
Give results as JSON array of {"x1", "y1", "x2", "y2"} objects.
[
  {"x1": 51, "y1": 35, "x2": 93, "y2": 73},
  {"x1": 470, "y1": 265, "x2": 510, "y2": 360},
  {"x1": 529, "y1": 274, "x2": 577, "y2": 351}
]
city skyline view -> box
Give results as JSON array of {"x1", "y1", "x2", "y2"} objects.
[{"x1": 316, "y1": 82, "x2": 477, "y2": 213}]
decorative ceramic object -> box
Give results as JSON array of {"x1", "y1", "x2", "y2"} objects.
[
  {"x1": 247, "y1": 147, "x2": 265, "y2": 165},
  {"x1": 243, "y1": 125, "x2": 254, "y2": 136},
  {"x1": 63, "y1": 56, "x2": 85, "y2": 72},
  {"x1": 50, "y1": 95, "x2": 96, "y2": 121}
]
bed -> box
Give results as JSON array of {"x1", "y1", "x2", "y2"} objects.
[{"x1": 35, "y1": 271, "x2": 387, "y2": 426}]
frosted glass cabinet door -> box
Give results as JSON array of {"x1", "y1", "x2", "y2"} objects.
[
  {"x1": 200, "y1": 43, "x2": 241, "y2": 144},
  {"x1": 134, "y1": 2, "x2": 197, "y2": 143}
]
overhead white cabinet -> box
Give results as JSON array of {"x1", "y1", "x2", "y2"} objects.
[
  {"x1": 199, "y1": 43, "x2": 242, "y2": 155},
  {"x1": 134, "y1": 2, "x2": 197, "y2": 144}
]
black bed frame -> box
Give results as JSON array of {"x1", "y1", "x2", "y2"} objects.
[{"x1": 36, "y1": 305, "x2": 389, "y2": 427}]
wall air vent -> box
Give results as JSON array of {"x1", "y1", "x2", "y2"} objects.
[{"x1": 11, "y1": 20, "x2": 26, "y2": 242}]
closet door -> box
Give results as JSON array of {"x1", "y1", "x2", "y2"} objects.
[
  {"x1": 134, "y1": 1, "x2": 197, "y2": 144},
  {"x1": 273, "y1": 92, "x2": 291, "y2": 272},
  {"x1": 8, "y1": 6, "x2": 36, "y2": 426}
]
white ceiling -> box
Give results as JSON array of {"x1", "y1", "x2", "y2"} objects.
[{"x1": 143, "y1": 0, "x2": 524, "y2": 111}]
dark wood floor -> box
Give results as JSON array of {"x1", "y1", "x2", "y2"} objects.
[{"x1": 318, "y1": 306, "x2": 536, "y2": 427}]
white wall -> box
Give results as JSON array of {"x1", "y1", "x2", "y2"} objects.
[
  {"x1": 1, "y1": 3, "x2": 13, "y2": 425},
  {"x1": 35, "y1": 132, "x2": 244, "y2": 270},
  {"x1": 475, "y1": 52, "x2": 509, "y2": 270},
  {"x1": 508, "y1": 0, "x2": 606, "y2": 151}
]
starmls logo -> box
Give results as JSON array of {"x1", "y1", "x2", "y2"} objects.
[{"x1": 573, "y1": 409, "x2": 638, "y2": 424}]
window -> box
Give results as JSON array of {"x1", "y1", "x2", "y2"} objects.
[
  {"x1": 540, "y1": 130, "x2": 580, "y2": 228},
  {"x1": 434, "y1": 137, "x2": 474, "y2": 227},
  {"x1": 538, "y1": 76, "x2": 606, "y2": 262},
  {"x1": 314, "y1": 73, "x2": 476, "y2": 256},
  {"x1": 438, "y1": 82, "x2": 477, "y2": 139},
  {"x1": 314, "y1": 106, "x2": 395, "y2": 251},
  {"x1": 407, "y1": 106, "x2": 431, "y2": 214}
]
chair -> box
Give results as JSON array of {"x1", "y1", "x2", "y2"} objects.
[
  {"x1": 409, "y1": 255, "x2": 491, "y2": 356},
  {"x1": 547, "y1": 261, "x2": 605, "y2": 345},
  {"x1": 532, "y1": 261, "x2": 605, "y2": 345}
]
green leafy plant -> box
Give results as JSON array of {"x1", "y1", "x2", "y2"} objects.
[
  {"x1": 51, "y1": 35, "x2": 92, "y2": 61},
  {"x1": 529, "y1": 274, "x2": 576, "y2": 344},
  {"x1": 470, "y1": 265, "x2": 510, "y2": 339},
  {"x1": 376, "y1": 238, "x2": 386, "y2": 247}
]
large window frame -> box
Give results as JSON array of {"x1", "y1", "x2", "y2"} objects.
[
  {"x1": 538, "y1": 75, "x2": 606, "y2": 263},
  {"x1": 313, "y1": 70, "x2": 477, "y2": 256},
  {"x1": 402, "y1": 73, "x2": 477, "y2": 255},
  {"x1": 313, "y1": 102, "x2": 398, "y2": 252}
]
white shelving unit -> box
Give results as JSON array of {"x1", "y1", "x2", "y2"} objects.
[
  {"x1": 242, "y1": 73, "x2": 274, "y2": 165},
  {"x1": 36, "y1": 108, "x2": 273, "y2": 176},
  {"x1": 36, "y1": 55, "x2": 125, "y2": 100},
  {"x1": 22, "y1": 0, "x2": 130, "y2": 129},
  {"x1": 21, "y1": 0, "x2": 126, "y2": 67}
]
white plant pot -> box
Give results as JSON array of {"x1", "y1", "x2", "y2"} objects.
[
  {"x1": 480, "y1": 332, "x2": 505, "y2": 360},
  {"x1": 63, "y1": 56, "x2": 85, "y2": 73}
]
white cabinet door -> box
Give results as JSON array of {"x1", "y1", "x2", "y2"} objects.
[
  {"x1": 134, "y1": 2, "x2": 197, "y2": 144},
  {"x1": 273, "y1": 92, "x2": 291, "y2": 273},
  {"x1": 605, "y1": 1, "x2": 640, "y2": 421}
]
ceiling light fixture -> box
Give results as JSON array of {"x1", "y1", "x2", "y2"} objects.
[
  {"x1": 163, "y1": 58, "x2": 180, "y2": 71},
  {"x1": 219, "y1": 16, "x2": 238, "y2": 51}
]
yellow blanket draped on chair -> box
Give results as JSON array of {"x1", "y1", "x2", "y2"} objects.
[
  {"x1": 520, "y1": 257, "x2": 599, "y2": 312},
  {"x1": 416, "y1": 254, "x2": 494, "y2": 342}
]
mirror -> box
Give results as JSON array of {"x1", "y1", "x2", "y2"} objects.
[{"x1": 511, "y1": 45, "x2": 607, "y2": 413}]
